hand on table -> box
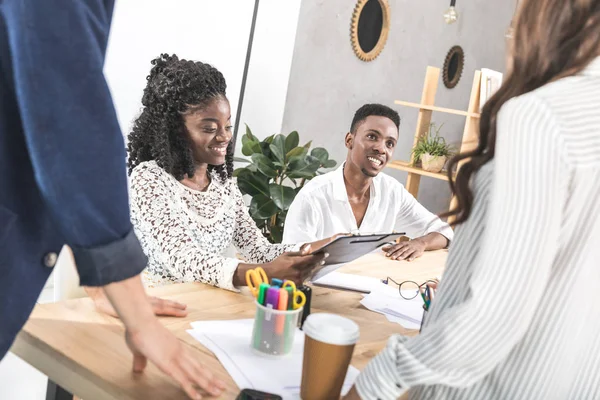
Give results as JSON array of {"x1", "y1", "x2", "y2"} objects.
[
  {"x1": 126, "y1": 320, "x2": 225, "y2": 399},
  {"x1": 382, "y1": 238, "x2": 426, "y2": 262},
  {"x1": 86, "y1": 287, "x2": 188, "y2": 318}
]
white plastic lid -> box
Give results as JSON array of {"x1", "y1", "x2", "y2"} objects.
[{"x1": 303, "y1": 313, "x2": 360, "y2": 346}]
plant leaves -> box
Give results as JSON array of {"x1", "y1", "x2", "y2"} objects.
[
  {"x1": 233, "y1": 157, "x2": 250, "y2": 164},
  {"x1": 251, "y1": 153, "x2": 278, "y2": 178},
  {"x1": 286, "y1": 146, "x2": 307, "y2": 159},
  {"x1": 269, "y1": 135, "x2": 287, "y2": 164},
  {"x1": 287, "y1": 155, "x2": 321, "y2": 179},
  {"x1": 260, "y1": 142, "x2": 272, "y2": 158},
  {"x1": 245, "y1": 124, "x2": 256, "y2": 141},
  {"x1": 236, "y1": 169, "x2": 270, "y2": 197},
  {"x1": 303, "y1": 140, "x2": 312, "y2": 149},
  {"x1": 310, "y1": 147, "x2": 329, "y2": 164},
  {"x1": 269, "y1": 183, "x2": 296, "y2": 211},
  {"x1": 250, "y1": 194, "x2": 278, "y2": 220},
  {"x1": 264, "y1": 134, "x2": 275, "y2": 144},
  {"x1": 241, "y1": 140, "x2": 261, "y2": 156},
  {"x1": 323, "y1": 159, "x2": 337, "y2": 168},
  {"x1": 270, "y1": 224, "x2": 283, "y2": 244},
  {"x1": 285, "y1": 131, "x2": 299, "y2": 152}
]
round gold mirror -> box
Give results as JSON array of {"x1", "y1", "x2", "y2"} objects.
[
  {"x1": 442, "y1": 45, "x2": 465, "y2": 89},
  {"x1": 351, "y1": 0, "x2": 391, "y2": 62}
]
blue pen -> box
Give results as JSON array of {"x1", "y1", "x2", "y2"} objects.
[{"x1": 271, "y1": 278, "x2": 283, "y2": 287}]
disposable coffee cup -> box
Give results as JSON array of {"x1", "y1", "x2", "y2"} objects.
[{"x1": 300, "y1": 313, "x2": 360, "y2": 400}]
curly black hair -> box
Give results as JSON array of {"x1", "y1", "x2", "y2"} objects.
[
  {"x1": 127, "y1": 53, "x2": 234, "y2": 182},
  {"x1": 350, "y1": 103, "x2": 401, "y2": 134}
]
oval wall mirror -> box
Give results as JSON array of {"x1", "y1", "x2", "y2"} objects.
[
  {"x1": 351, "y1": 0, "x2": 391, "y2": 62},
  {"x1": 443, "y1": 45, "x2": 465, "y2": 88}
]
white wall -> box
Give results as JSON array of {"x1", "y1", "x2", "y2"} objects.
[
  {"x1": 235, "y1": 0, "x2": 302, "y2": 147},
  {"x1": 104, "y1": 0, "x2": 255, "y2": 138}
]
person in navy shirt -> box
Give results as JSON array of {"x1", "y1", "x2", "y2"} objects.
[{"x1": 0, "y1": 1, "x2": 223, "y2": 398}]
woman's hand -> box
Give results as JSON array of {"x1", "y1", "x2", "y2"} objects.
[
  {"x1": 125, "y1": 319, "x2": 225, "y2": 399},
  {"x1": 101, "y1": 275, "x2": 224, "y2": 399},
  {"x1": 261, "y1": 244, "x2": 329, "y2": 285}
]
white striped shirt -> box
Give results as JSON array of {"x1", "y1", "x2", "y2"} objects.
[{"x1": 355, "y1": 57, "x2": 600, "y2": 400}]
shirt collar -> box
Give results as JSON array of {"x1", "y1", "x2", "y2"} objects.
[
  {"x1": 332, "y1": 162, "x2": 378, "y2": 202},
  {"x1": 581, "y1": 56, "x2": 600, "y2": 78}
]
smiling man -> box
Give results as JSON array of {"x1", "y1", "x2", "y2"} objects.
[{"x1": 283, "y1": 104, "x2": 453, "y2": 261}]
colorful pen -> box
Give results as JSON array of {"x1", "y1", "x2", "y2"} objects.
[
  {"x1": 271, "y1": 278, "x2": 283, "y2": 287},
  {"x1": 257, "y1": 283, "x2": 269, "y2": 306},
  {"x1": 276, "y1": 289, "x2": 288, "y2": 335},
  {"x1": 284, "y1": 286, "x2": 294, "y2": 310},
  {"x1": 265, "y1": 287, "x2": 280, "y2": 310}
]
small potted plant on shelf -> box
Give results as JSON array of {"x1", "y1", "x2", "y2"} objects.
[{"x1": 411, "y1": 123, "x2": 454, "y2": 173}]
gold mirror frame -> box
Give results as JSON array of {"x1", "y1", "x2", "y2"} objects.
[{"x1": 351, "y1": 0, "x2": 391, "y2": 62}]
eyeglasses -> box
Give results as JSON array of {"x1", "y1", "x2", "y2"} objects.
[{"x1": 381, "y1": 277, "x2": 438, "y2": 300}]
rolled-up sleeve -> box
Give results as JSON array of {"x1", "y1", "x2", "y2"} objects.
[
  {"x1": 394, "y1": 186, "x2": 454, "y2": 244},
  {"x1": 5, "y1": 0, "x2": 146, "y2": 285}
]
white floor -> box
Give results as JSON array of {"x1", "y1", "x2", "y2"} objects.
[{"x1": 0, "y1": 287, "x2": 55, "y2": 400}]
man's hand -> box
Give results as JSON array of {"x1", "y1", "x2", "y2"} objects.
[
  {"x1": 86, "y1": 287, "x2": 188, "y2": 318},
  {"x1": 382, "y1": 238, "x2": 426, "y2": 261}
]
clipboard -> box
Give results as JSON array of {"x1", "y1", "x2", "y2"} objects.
[{"x1": 310, "y1": 232, "x2": 405, "y2": 266}]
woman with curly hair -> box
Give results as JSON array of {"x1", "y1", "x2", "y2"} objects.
[{"x1": 127, "y1": 54, "x2": 328, "y2": 290}]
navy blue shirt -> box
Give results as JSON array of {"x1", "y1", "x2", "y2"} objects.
[{"x1": 0, "y1": 0, "x2": 147, "y2": 358}]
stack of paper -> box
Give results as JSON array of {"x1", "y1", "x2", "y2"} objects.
[
  {"x1": 359, "y1": 285, "x2": 425, "y2": 330},
  {"x1": 187, "y1": 319, "x2": 358, "y2": 399},
  {"x1": 312, "y1": 271, "x2": 388, "y2": 293}
]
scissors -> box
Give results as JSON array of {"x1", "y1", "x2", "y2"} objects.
[
  {"x1": 282, "y1": 281, "x2": 307, "y2": 310},
  {"x1": 245, "y1": 267, "x2": 269, "y2": 298}
]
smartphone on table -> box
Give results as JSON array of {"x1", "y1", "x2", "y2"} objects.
[{"x1": 236, "y1": 388, "x2": 283, "y2": 400}]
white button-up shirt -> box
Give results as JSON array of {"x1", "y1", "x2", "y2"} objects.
[{"x1": 282, "y1": 164, "x2": 453, "y2": 244}]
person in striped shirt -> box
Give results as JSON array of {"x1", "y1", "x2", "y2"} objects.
[{"x1": 344, "y1": 0, "x2": 600, "y2": 398}]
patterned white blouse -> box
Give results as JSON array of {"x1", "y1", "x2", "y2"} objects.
[{"x1": 129, "y1": 161, "x2": 296, "y2": 291}]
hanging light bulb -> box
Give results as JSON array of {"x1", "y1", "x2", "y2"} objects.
[{"x1": 444, "y1": 0, "x2": 458, "y2": 24}]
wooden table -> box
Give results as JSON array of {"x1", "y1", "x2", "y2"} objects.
[{"x1": 10, "y1": 250, "x2": 447, "y2": 399}]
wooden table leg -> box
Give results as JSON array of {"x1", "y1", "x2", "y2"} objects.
[{"x1": 45, "y1": 379, "x2": 74, "y2": 400}]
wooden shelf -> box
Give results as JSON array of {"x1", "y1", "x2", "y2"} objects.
[
  {"x1": 386, "y1": 160, "x2": 454, "y2": 181},
  {"x1": 394, "y1": 100, "x2": 480, "y2": 118}
]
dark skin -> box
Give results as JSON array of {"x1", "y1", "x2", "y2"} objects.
[
  {"x1": 179, "y1": 95, "x2": 330, "y2": 287},
  {"x1": 344, "y1": 116, "x2": 449, "y2": 262}
]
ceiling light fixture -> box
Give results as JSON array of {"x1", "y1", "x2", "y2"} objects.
[{"x1": 444, "y1": 0, "x2": 458, "y2": 24}]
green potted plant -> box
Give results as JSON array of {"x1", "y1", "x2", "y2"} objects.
[
  {"x1": 234, "y1": 125, "x2": 337, "y2": 243},
  {"x1": 411, "y1": 122, "x2": 454, "y2": 173}
]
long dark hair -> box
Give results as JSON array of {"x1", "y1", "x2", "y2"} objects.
[
  {"x1": 445, "y1": 0, "x2": 600, "y2": 225},
  {"x1": 127, "y1": 54, "x2": 234, "y2": 182}
]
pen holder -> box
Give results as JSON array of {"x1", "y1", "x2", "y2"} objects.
[{"x1": 251, "y1": 301, "x2": 303, "y2": 356}]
